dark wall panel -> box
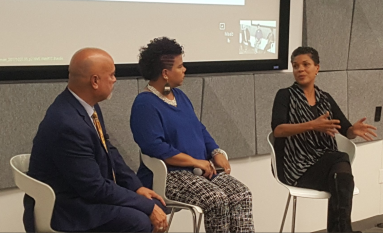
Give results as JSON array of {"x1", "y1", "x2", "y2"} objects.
[
  {"x1": 202, "y1": 75, "x2": 256, "y2": 159},
  {"x1": 254, "y1": 72, "x2": 292, "y2": 154},
  {"x1": 0, "y1": 82, "x2": 67, "y2": 189},
  {"x1": 348, "y1": 0, "x2": 383, "y2": 69},
  {"x1": 348, "y1": 70, "x2": 383, "y2": 143},
  {"x1": 303, "y1": 0, "x2": 353, "y2": 71},
  {"x1": 99, "y1": 79, "x2": 140, "y2": 171}
]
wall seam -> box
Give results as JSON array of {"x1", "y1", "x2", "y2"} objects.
[
  {"x1": 200, "y1": 77, "x2": 206, "y2": 122},
  {"x1": 346, "y1": 0, "x2": 357, "y2": 70}
]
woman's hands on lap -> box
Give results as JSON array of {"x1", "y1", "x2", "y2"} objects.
[
  {"x1": 213, "y1": 153, "x2": 231, "y2": 174},
  {"x1": 194, "y1": 159, "x2": 216, "y2": 179}
]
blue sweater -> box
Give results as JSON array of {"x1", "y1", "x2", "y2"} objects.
[{"x1": 130, "y1": 88, "x2": 219, "y2": 188}]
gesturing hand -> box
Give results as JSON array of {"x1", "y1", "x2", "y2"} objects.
[
  {"x1": 136, "y1": 187, "x2": 166, "y2": 207},
  {"x1": 213, "y1": 153, "x2": 231, "y2": 174},
  {"x1": 150, "y1": 204, "x2": 168, "y2": 233},
  {"x1": 312, "y1": 111, "x2": 341, "y2": 137},
  {"x1": 350, "y1": 117, "x2": 377, "y2": 141}
]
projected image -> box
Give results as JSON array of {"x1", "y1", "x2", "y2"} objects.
[
  {"x1": 0, "y1": 56, "x2": 64, "y2": 65},
  {"x1": 239, "y1": 20, "x2": 276, "y2": 55},
  {"x1": 98, "y1": 0, "x2": 245, "y2": 5}
]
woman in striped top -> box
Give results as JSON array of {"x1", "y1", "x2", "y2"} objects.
[{"x1": 271, "y1": 47, "x2": 377, "y2": 232}]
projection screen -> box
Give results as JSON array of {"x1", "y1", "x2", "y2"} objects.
[{"x1": 0, "y1": 0, "x2": 290, "y2": 80}]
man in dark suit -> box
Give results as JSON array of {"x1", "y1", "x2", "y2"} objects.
[{"x1": 24, "y1": 48, "x2": 168, "y2": 232}]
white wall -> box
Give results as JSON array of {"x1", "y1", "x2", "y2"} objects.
[
  {"x1": 286, "y1": 0, "x2": 303, "y2": 73},
  {"x1": 0, "y1": 188, "x2": 25, "y2": 232},
  {"x1": 7, "y1": 1, "x2": 383, "y2": 232}
]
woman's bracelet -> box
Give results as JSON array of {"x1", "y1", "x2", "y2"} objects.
[{"x1": 211, "y1": 148, "x2": 226, "y2": 158}]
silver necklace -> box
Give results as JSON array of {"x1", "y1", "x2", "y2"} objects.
[{"x1": 147, "y1": 84, "x2": 177, "y2": 107}]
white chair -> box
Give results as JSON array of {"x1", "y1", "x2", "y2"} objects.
[
  {"x1": 140, "y1": 151, "x2": 229, "y2": 233},
  {"x1": 267, "y1": 132, "x2": 359, "y2": 233},
  {"x1": 10, "y1": 154, "x2": 60, "y2": 233}
]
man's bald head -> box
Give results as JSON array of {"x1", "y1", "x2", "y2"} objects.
[
  {"x1": 68, "y1": 48, "x2": 116, "y2": 105},
  {"x1": 68, "y1": 48, "x2": 112, "y2": 82}
]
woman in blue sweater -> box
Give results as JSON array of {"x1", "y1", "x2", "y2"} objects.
[{"x1": 130, "y1": 37, "x2": 255, "y2": 233}]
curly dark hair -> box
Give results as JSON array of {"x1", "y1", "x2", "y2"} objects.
[
  {"x1": 290, "y1": 46, "x2": 320, "y2": 65},
  {"x1": 138, "y1": 37, "x2": 184, "y2": 81}
]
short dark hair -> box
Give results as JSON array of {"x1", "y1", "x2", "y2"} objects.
[
  {"x1": 290, "y1": 46, "x2": 320, "y2": 65},
  {"x1": 138, "y1": 37, "x2": 184, "y2": 81}
]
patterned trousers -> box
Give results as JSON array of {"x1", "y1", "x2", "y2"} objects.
[{"x1": 165, "y1": 170, "x2": 255, "y2": 233}]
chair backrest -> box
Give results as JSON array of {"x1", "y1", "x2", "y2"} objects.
[
  {"x1": 267, "y1": 132, "x2": 283, "y2": 184},
  {"x1": 335, "y1": 133, "x2": 357, "y2": 164},
  {"x1": 10, "y1": 154, "x2": 57, "y2": 233},
  {"x1": 267, "y1": 132, "x2": 357, "y2": 183},
  {"x1": 140, "y1": 152, "x2": 168, "y2": 201}
]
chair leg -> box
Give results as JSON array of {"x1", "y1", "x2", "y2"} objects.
[
  {"x1": 188, "y1": 208, "x2": 203, "y2": 233},
  {"x1": 166, "y1": 208, "x2": 176, "y2": 233},
  {"x1": 291, "y1": 196, "x2": 297, "y2": 233},
  {"x1": 189, "y1": 208, "x2": 198, "y2": 233},
  {"x1": 280, "y1": 194, "x2": 291, "y2": 233},
  {"x1": 196, "y1": 212, "x2": 203, "y2": 233}
]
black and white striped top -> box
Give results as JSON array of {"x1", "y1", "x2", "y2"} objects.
[{"x1": 271, "y1": 83, "x2": 352, "y2": 185}]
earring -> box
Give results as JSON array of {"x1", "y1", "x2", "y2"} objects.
[{"x1": 163, "y1": 76, "x2": 171, "y2": 95}]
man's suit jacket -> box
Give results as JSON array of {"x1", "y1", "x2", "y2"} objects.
[{"x1": 24, "y1": 88, "x2": 154, "y2": 232}]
